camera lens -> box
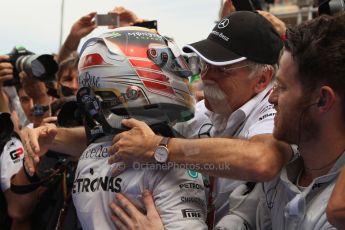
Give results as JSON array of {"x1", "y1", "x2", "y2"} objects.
[{"x1": 16, "y1": 54, "x2": 58, "y2": 82}]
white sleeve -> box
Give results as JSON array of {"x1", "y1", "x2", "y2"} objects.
[
  {"x1": 256, "y1": 183, "x2": 273, "y2": 230},
  {"x1": 247, "y1": 103, "x2": 275, "y2": 138},
  {"x1": 150, "y1": 169, "x2": 208, "y2": 230},
  {"x1": 215, "y1": 183, "x2": 262, "y2": 230},
  {"x1": 0, "y1": 137, "x2": 25, "y2": 192}
]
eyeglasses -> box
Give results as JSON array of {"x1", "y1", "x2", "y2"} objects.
[{"x1": 200, "y1": 60, "x2": 255, "y2": 77}]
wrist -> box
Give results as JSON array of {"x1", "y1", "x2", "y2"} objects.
[
  {"x1": 22, "y1": 158, "x2": 40, "y2": 183},
  {"x1": 64, "y1": 34, "x2": 79, "y2": 51},
  {"x1": 153, "y1": 136, "x2": 171, "y2": 163}
]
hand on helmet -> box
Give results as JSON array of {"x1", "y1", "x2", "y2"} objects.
[{"x1": 108, "y1": 118, "x2": 161, "y2": 176}]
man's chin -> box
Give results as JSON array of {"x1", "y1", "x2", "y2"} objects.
[
  {"x1": 273, "y1": 128, "x2": 296, "y2": 145},
  {"x1": 205, "y1": 99, "x2": 231, "y2": 114}
]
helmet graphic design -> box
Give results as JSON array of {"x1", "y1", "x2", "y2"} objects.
[{"x1": 77, "y1": 27, "x2": 195, "y2": 137}]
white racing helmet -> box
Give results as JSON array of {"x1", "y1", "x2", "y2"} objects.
[{"x1": 77, "y1": 27, "x2": 195, "y2": 138}]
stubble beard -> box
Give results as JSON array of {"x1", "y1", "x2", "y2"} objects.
[{"x1": 273, "y1": 102, "x2": 320, "y2": 145}]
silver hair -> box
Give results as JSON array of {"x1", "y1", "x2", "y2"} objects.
[{"x1": 246, "y1": 61, "x2": 276, "y2": 80}]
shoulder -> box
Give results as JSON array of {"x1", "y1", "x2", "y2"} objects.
[
  {"x1": 1, "y1": 137, "x2": 24, "y2": 164},
  {"x1": 243, "y1": 98, "x2": 276, "y2": 138}
]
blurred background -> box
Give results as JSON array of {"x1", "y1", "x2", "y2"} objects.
[
  {"x1": 0, "y1": 0, "x2": 220, "y2": 54},
  {"x1": 1, "y1": 0, "x2": 342, "y2": 55}
]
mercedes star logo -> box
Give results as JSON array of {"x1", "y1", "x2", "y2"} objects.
[
  {"x1": 198, "y1": 123, "x2": 214, "y2": 138},
  {"x1": 218, "y1": 18, "x2": 230, "y2": 29}
]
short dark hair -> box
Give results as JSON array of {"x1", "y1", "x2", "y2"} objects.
[
  {"x1": 56, "y1": 52, "x2": 79, "y2": 81},
  {"x1": 285, "y1": 13, "x2": 345, "y2": 118}
]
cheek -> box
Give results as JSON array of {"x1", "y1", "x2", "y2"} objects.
[
  {"x1": 221, "y1": 80, "x2": 253, "y2": 105},
  {"x1": 62, "y1": 81, "x2": 73, "y2": 88},
  {"x1": 218, "y1": 81, "x2": 235, "y2": 98},
  {"x1": 22, "y1": 102, "x2": 32, "y2": 109},
  {"x1": 278, "y1": 93, "x2": 296, "y2": 109}
]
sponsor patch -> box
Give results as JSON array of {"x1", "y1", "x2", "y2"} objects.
[
  {"x1": 187, "y1": 170, "x2": 198, "y2": 179},
  {"x1": 181, "y1": 209, "x2": 202, "y2": 219},
  {"x1": 73, "y1": 176, "x2": 122, "y2": 193},
  {"x1": 9, "y1": 147, "x2": 24, "y2": 163}
]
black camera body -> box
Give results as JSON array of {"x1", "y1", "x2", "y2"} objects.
[
  {"x1": 0, "y1": 113, "x2": 15, "y2": 153},
  {"x1": 3, "y1": 46, "x2": 58, "y2": 86},
  {"x1": 318, "y1": 0, "x2": 345, "y2": 15}
]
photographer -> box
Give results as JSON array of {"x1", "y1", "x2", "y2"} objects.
[
  {"x1": 19, "y1": 72, "x2": 53, "y2": 128},
  {"x1": 0, "y1": 45, "x2": 81, "y2": 229},
  {"x1": 1, "y1": 67, "x2": 55, "y2": 230},
  {"x1": 51, "y1": 52, "x2": 80, "y2": 117},
  {"x1": 57, "y1": 12, "x2": 97, "y2": 63},
  {"x1": 0, "y1": 55, "x2": 13, "y2": 113},
  {"x1": 0, "y1": 112, "x2": 34, "y2": 230}
]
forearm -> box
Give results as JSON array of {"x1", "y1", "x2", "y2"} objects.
[
  {"x1": 50, "y1": 126, "x2": 87, "y2": 156},
  {"x1": 57, "y1": 35, "x2": 79, "y2": 63},
  {"x1": 0, "y1": 88, "x2": 10, "y2": 112},
  {"x1": 168, "y1": 134, "x2": 291, "y2": 181},
  {"x1": 6, "y1": 168, "x2": 40, "y2": 220},
  {"x1": 327, "y1": 166, "x2": 345, "y2": 229}
]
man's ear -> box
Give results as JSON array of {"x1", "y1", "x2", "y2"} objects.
[
  {"x1": 317, "y1": 86, "x2": 336, "y2": 112},
  {"x1": 254, "y1": 66, "x2": 273, "y2": 94}
]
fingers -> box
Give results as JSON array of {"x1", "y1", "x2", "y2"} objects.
[
  {"x1": 41, "y1": 116, "x2": 57, "y2": 125},
  {"x1": 116, "y1": 193, "x2": 140, "y2": 217},
  {"x1": 110, "y1": 215, "x2": 127, "y2": 230},
  {"x1": 39, "y1": 124, "x2": 58, "y2": 145},
  {"x1": 0, "y1": 55, "x2": 10, "y2": 63},
  {"x1": 23, "y1": 152, "x2": 36, "y2": 176},
  {"x1": 87, "y1": 11, "x2": 97, "y2": 18},
  {"x1": 19, "y1": 70, "x2": 29, "y2": 80},
  {"x1": 121, "y1": 118, "x2": 146, "y2": 129},
  {"x1": 110, "y1": 193, "x2": 139, "y2": 229},
  {"x1": 78, "y1": 11, "x2": 96, "y2": 23},
  {"x1": 111, "y1": 6, "x2": 126, "y2": 14},
  {"x1": 257, "y1": 10, "x2": 286, "y2": 37},
  {"x1": 0, "y1": 63, "x2": 13, "y2": 72},
  {"x1": 21, "y1": 127, "x2": 40, "y2": 156},
  {"x1": 22, "y1": 124, "x2": 56, "y2": 157},
  {"x1": 0, "y1": 61, "x2": 13, "y2": 81},
  {"x1": 0, "y1": 75, "x2": 13, "y2": 82},
  {"x1": 111, "y1": 132, "x2": 123, "y2": 148},
  {"x1": 142, "y1": 190, "x2": 160, "y2": 218},
  {"x1": 109, "y1": 133, "x2": 122, "y2": 155},
  {"x1": 21, "y1": 128, "x2": 40, "y2": 175},
  {"x1": 109, "y1": 191, "x2": 163, "y2": 230},
  {"x1": 108, "y1": 150, "x2": 122, "y2": 164},
  {"x1": 111, "y1": 163, "x2": 127, "y2": 177}
]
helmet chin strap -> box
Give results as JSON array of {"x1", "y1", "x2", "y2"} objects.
[
  {"x1": 85, "y1": 112, "x2": 183, "y2": 144},
  {"x1": 77, "y1": 87, "x2": 184, "y2": 143}
]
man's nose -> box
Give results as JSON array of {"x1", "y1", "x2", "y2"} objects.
[
  {"x1": 268, "y1": 87, "x2": 278, "y2": 106},
  {"x1": 28, "y1": 99, "x2": 34, "y2": 109},
  {"x1": 71, "y1": 78, "x2": 79, "y2": 89}
]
